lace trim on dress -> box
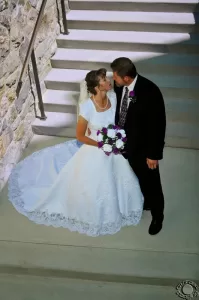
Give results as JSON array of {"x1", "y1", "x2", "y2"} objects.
[{"x1": 8, "y1": 140, "x2": 143, "y2": 237}]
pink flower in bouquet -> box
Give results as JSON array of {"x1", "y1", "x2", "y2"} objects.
[
  {"x1": 113, "y1": 147, "x2": 120, "y2": 155},
  {"x1": 108, "y1": 139, "x2": 114, "y2": 145},
  {"x1": 98, "y1": 141, "x2": 103, "y2": 148},
  {"x1": 116, "y1": 132, "x2": 122, "y2": 139},
  {"x1": 102, "y1": 127, "x2": 108, "y2": 134}
]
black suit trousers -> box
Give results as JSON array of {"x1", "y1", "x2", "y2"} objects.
[{"x1": 129, "y1": 157, "x2": 164, "y2": 221}]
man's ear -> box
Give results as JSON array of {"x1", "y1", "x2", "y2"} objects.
[{"x1": 123, "y1": 76, "x2": 129, "y2": 82}]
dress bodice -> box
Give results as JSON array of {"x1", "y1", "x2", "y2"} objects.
[{"x1": 79, "y1": 90, "x2": 116, "y2": 140}]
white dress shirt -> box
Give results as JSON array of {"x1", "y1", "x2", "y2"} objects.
[{"x1": 120, "y1": 75, "x2": 138, "y2": 112}]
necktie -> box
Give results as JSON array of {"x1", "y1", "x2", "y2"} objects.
[{"x1": 118, "y1": 87, "x2": 128, "y2": 128}]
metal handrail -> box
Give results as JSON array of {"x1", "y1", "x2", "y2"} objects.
[{"x1": 16, "y1": 0, "x2": 68, "y2": 119}]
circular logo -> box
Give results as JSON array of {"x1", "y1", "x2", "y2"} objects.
[{"x1": 176, "y1": 280, "x2": 199, "y2": 299}]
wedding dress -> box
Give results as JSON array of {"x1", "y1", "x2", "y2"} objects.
[{"x1": 8, "y1": 89, "x2": 143, "y2": 236}]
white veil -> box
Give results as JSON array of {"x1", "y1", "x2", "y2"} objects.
[
  {"x1": 79, "y1": 80, "x2": 90, "y2": 105},
  {"x1": 77, "y1": 79, "x2": 90, "y2": 119}
]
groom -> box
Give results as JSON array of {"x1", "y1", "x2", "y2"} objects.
[{"x1": 111, "y1": 57, "x2": 166, "y2": 235}]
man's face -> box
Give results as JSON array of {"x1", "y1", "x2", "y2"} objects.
[{"x1": 112, "y1": 71, "x2": 127, "y2": 87}]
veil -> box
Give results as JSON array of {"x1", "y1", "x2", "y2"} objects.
[
  {"x1": 79, "y1": 80, "x2": 90, "y2": 105},
  {"x1": 77, "y1": 79, "x2": 90, "y2": 119}
]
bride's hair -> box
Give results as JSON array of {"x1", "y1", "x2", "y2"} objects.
[{"x1": 85, "y1": 68, "x2": 107, "y2": 95}]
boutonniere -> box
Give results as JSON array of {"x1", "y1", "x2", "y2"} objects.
[{"x1": 129, "y1": 90, "x2": 136, "y2": 103}]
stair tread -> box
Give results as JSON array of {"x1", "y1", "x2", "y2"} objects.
[
  {"x1": 70, "y1": 0, "x2": 198, "y2": 3},
  {"x1": 67, "y1": 10, "x2": 196, "y2": 24},
  {"x1": 32, "y1": 112, "x2": 77, "y2": 128},
  {"x1": 0, "y1": 274, "x2": 182, "y2": 300},
  {"x1": 43, "y1": 90, "x2": 78, "y2": 106},
  {"x1": 52, "y1": 48, "x2": 199, "y2": 66},
  {"x1": 43, "y1": 89, "x2": 199, "y2": 123},
  {"x1": 45, "y1": 68, "x2": 199, "y2": 89},
  {"x1": 167, "y1": 121, "x2": 199, "y2": 138},
  {"x1": 33, "y1": 120, "x2": 199, "y2": 141},
  {"x1": 58, "y1": 30, "x2": 199, "y2": 44}
]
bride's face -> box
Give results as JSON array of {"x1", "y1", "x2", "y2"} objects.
[{"x1": 98, "y1": 76, "x2": 112, "y2": 92}]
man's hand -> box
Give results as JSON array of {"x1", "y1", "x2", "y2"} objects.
[{"x1": 146, "y1": 158, "x2": 158, "y2": 170}]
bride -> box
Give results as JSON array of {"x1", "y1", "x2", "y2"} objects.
[{"x1": 8, "y1": 68, "x2": 143, "y2": 237}]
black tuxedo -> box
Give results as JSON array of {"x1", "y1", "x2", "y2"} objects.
[{"x1": 114, "y1": 74, "x2": 166, "y2": 220}]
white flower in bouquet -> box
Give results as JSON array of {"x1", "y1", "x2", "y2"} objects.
[
  {"x1": 107, "y1": 129, "x2": 116, "y2": 139},
  {"x1": 118, "y1": 129, "x2": 126, "y2": 138},
  {"x1": 116, "y1": 139, "x2": 124, "y2": 149},
  {"x1": 103, "y1": 144, "x2": 112, "y2": 153},
  {"x1": 97, "y1": 133, "x2": 103, "y2": 142}
]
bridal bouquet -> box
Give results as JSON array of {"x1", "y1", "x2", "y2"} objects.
[{"x1": 97, "y1": 124, "x2": 127, "y2": 156}]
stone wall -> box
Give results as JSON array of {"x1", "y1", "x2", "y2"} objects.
[{"x1": 0, "y1": 0, "x2": 61, "y2": 190}]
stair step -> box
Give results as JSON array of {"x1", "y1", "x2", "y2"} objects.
[
  {"x1": 67, "y1": 10, "x2": 199, "y2": 33},
  {"x1": 167, "y1": 121, "x2": 199, "y2": 139},
  {"x1": 43, "y1": 90, "x2": 79, "y2": 113},
  {"x1": 43, "y1": 87, "x2": 199, "y2": 124},
  {"x1": 43, "y1": 93, "x2": 199, "y2": 125},
  {"x1": 44, "y1": 68, "x2": 199, "y2": 91},
  {"x1": 51, "y1": 48, "x2": 199, "y2": 76},
  {"x1": 57, "y1": 30, "x2": 199, "y2": 54},
  {"x1": 32, "y1": 112, "x2": 76, "y2": 137},
  {"x1": 34, "y1": 94, "x2": 199, "y2": 147},
  {"x1": 0, "y1": 273, "x2": 183, "y2": 300},
  {"x1": 166, "y1": 136, "x2": 199, "y2": 149},
  {"x1": 69, "y1": 0, "x2": 199, "y2": 13},
  {"x1": 0, "y1": 239, "x2": 198, "y2": 283}
]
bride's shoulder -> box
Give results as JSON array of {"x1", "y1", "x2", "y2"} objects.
[
  {"x1": 79, "y1": 98, "x2": 93, "y2": 117},
  {"x1": 79, "y1": 98, "x2": 92, "y2": 109}
]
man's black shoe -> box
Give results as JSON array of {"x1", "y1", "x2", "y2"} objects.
[{"x1": 148, "y1": 219, "x2": 163, "y2": 235}]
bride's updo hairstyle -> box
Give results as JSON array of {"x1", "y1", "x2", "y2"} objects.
[{"x1": 85, "y1": 68, "x2": 107, "y2": 95}]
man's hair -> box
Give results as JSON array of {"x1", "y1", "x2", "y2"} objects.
[{"x1": 110, "y1": 57, "x2": 137, "y2": 78}]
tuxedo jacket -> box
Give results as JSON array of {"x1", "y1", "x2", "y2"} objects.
[{"x1": 114, "y1": 74, "x2": 166, "y2": 161}]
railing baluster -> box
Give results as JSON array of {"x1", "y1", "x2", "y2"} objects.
[
  {"x1": 61, "y1": 0, "x2": 69, "y2": 35},
  {"x1": 31, "y1": 50, "x2": 47, "y2": 120},
  {"x1": 16, "y1": 0, "x2": 69, "y2": 121},
  {"x1": 16, "y1": 0, "x2": 48, "y2": 97}
]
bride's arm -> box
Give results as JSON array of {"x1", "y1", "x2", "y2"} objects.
[{"x1": 76, "y1": 116, "x2": 98, "y2": 147}]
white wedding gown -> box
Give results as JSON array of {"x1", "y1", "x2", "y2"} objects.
[{"x1": 8, "y1": 90, "x2": 143, "y2": 236}]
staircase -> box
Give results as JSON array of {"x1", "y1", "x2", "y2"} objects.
[
  {"x1": 0, "y1": 273, "x2": 182, "y2": 300},
  {"x1": 32, "y1": 0, "x2": 199, "y2": 149}
]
